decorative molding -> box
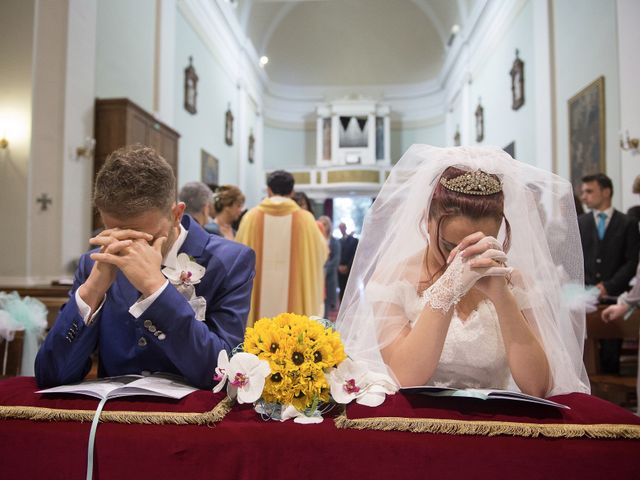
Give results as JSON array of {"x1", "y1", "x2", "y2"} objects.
[{"x1": 327, "y1": 169, "x2": 380, "y2": 184}]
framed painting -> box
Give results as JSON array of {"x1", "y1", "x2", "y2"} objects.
[
  {"x1": 201, "y1": 149, "x2": 219, "y2": 186},
  {"x1": 475, "y1": 101, "x2": 484, "y2": 143},
  {"x1": 248, "y1": 131, "x2": 255, "y2": 164},
  {"x1": 510, "y1": 49, "x2": 524, "y2": 111},
  {"x1": 568, "y1": 76, "x2": 605, "y2": 194},
  {"x1": 224, "y1": 106, "x2": 234, "y2": 146},
  {"x1": 184, "y1": 56, "x2": 198, "y2": 115}
]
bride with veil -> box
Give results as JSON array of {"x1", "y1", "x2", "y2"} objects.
[{"x1": 336, "y1": 145, "x2": 589, "y2": 397}]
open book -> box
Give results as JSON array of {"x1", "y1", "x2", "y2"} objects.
[
  {"x1": 37, "y1": 373, "x2": 198, "y2": 401},
  {"x1": 401, "y1": 386, "x2": 569, "y2": 409}
]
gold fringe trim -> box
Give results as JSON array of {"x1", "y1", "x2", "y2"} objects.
[
  {"x1": 0, "y1": 396, "x2": 234, "y2": 426},
  {"x1": 334, "y1": 412, "x2": 640, "y2": 439}
]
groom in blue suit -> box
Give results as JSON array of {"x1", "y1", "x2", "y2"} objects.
[{"x1": 35, "y1": 146, "x2": 255, "y2": 389}]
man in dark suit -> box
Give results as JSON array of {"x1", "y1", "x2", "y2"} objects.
[
  {"x1": 36, "y1": 146, "x2": 255, "y2": 389},
  {"x1": 578, "y1": 173, "x2": 640, "y2": 373},
  {"x1": 338, "y1": 222, "x2": 359, "y2": 301}
]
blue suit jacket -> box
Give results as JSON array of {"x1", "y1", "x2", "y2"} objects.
[{"x1": 35, "y1": 215, "x2": 256, "y2": 389}]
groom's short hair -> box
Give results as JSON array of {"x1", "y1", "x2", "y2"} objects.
[{"x1": 94, "y1": 145, "x2": 176, "y2": 217}]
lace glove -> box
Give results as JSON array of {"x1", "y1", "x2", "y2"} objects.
[{"x1": 423, "y1": 238, "x2": 512, "y2": 313}]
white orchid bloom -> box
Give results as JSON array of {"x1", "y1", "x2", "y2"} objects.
[
  {"x1": 162, "y1": 253, "x2": 206, "y2": 286},
  {"x1": 212, "y1": 350, "x2": 231, "y2": 393},
  {"x1": 328, "y1": 358, "x2": 398, "y2": 407},
  {"x1": 214, "y1": 351, "x2": 270, "y2": 404},
  {"x1": 280, "y1": 404, "x2": 324, "y2": 424}
]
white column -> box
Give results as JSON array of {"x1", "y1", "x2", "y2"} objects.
[
  {"x1": 533, "y1": 0, "x2": 554, "y2": 174},
  {"x1": 384, "y1": 114, "x2": 391, "y2": 163},
  {"x1": 617, "y1": 0, "x2": 640, "y2": 212},
  {"x1": 61, "y1": 0, "x2": 97, "y2": 277},
  {"x1": 366, "y1": 113, "x2": 375, "y2": 164},
  {"x1": 254, "y1": 111, "x2": 265, "y2": 205},
  {"x1": 155, "y1": 0, "x2": 176, "y2": 126},
  {"x1": 236, "y1": 83, "x2": 248, "y2": 192}
]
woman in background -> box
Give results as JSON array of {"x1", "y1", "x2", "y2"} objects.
[{"x1": 206, "y1": 185, "x2": 245, "y2": 240}]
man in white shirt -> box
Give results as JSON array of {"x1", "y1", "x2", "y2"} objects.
[{"x1": 578, "y1": 173, "x2": 640, "y2": 373}]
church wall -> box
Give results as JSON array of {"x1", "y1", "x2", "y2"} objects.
[
  {"x1": 616, "y1": 0, "x2": 640, "y2": 212},
  {"x1": 95, "y1": 0, "x2": 156, "y2": 113},
  {"x1": 553, "y1": 0, "x2": 621, "y2": 206},
  {"x1": 466, "y1": 0, "x2": 536, "y2": 164},
  {"x1": 390, "y1": 122, "x2": 446, "y2": 163},
  {"x1": 173, "y1": 9, "x2": 240, "y2": 189},
  {"x1": 0, "y1": 0, "x2": 35, "y2": 280},
  {"x1": 241, "y1": 95, "x2": 263, "y2": 207},
  {"x1": 263, "y1": 125, "x2": 315, "y2": 171}
]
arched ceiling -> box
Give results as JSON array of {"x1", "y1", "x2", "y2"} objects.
[{"x1": 233, "y1": 0, "x2": 466, "y2": 86}]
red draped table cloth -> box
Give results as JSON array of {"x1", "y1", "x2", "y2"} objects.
[{"x1": 0, "y1": 377, "x2": 638, "y2": 479}]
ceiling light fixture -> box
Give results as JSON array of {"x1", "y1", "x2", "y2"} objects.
[{"x1": 259, "y1": 56, "x2": 269, "y2": 67}]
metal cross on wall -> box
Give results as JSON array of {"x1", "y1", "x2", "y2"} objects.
[{"x1": 36, "y1": 193, "x2": 52, "y2": 211}]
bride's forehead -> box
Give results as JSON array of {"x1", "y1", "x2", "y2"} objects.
[{"x1": 438, "y1": 216, "x2": 500, "y2": 239}]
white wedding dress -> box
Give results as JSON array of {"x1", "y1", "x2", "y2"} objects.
[{"x1": 368, "y1": 280, "x2": 530, "y2": 390}]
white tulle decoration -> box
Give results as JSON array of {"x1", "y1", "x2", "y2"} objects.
[{"x1": 0, "y1": 292, "x2": 48, "y2": 376}]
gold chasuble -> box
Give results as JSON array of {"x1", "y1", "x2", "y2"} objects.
[{"x1": 236, "y1": 197, "x2": 328, "y2": 326}]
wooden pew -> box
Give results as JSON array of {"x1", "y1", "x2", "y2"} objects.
[{"x1": 585, "y1": 306, "x2": 639, "y2": 409}]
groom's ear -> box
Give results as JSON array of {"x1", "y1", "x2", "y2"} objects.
[{"x1": 172, "y1": 202, "x2": 186, "y2": 224}]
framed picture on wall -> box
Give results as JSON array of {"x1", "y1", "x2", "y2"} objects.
[
  {"x1": 248, "y1": 131, "x2": 255, "y2": 164},
  {"x1": 568, "y1": 76, "x2": 605, "y2": 194},
  {"x1": 201, "y1": 149, "x2": 219, "y2": 186},
  {"x1": 510, "y1": 49, "x2": 525, "y2": 111},
  {"x1": 184, "y1": 56, "x2": 198, "y2": 115},
  {"x1": 475, "y1": 100, "x2": 484, "y2": 143},
  {"x1": 225, "y1": 105, "x2": 234, "y2": 146}
]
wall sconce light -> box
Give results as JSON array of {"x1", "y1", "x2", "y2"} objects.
[
  {"x1": 620, "y1": 130, "x2": 639, "y2": 153},
  {"x1": 76, "y1": 137, "x2": 95, "y2": 160},
  {"x1": 0, "y1": 137, "x2": 7, "y2": 149}
]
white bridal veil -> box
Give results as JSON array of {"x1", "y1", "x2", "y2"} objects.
[{"x1": 336, "y1": 145, "x2": 590, "y2": 396}]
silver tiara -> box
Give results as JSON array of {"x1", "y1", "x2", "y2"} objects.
[{"x1": 439, "y1": 170, "x2": 502, "y2": 196}]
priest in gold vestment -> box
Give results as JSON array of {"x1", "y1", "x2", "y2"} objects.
[{"x1": 236, "y1": 171, "x2": 328, "y2": 326}]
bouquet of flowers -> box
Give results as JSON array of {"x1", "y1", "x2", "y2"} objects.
[{"x1": 213, "y1": 313, "x2": 397, "y2": 423}]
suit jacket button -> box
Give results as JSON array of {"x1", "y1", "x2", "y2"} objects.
[
  {"x1": 158, "y1": 333, "x2": 166, "y2": 341},
  {"x1": 596, "y1": 273, "x2": 601, "y2": 278},
  {"x1": 596, "y1": 258, "x2": 602, "y2": 263},
  {"x1": 143, "y1": 320, "x2": 153, "y2": 328},
  {"x1": 138, "y1": 337, "x2": 148, "y2": 347}
]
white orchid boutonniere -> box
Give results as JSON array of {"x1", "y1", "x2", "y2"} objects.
[{"x1": 162, "y1": 253, "x2": 207, "y2": 321}]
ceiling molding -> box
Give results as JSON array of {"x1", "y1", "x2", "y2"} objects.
[
  {"x1": 259, "y1": 2, "x2": 297, "y2": 54},
  {"x1": 409, "y1": 0, "x2": 448, "y2": 47},
  {"x1": 239, "y1": 0, "x2": 254, "y2": 32},
  {"x1": 456, "y1": 0, "x2": 468, "y2": 23}
]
